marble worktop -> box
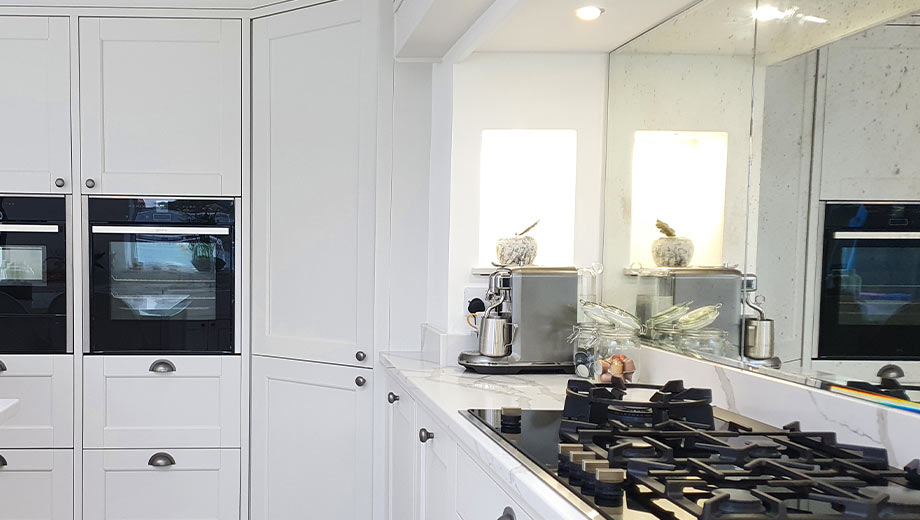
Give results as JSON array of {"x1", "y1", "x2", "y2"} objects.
[{"x1": 379, "y1": 353, "x2": 590, "y2": 520}]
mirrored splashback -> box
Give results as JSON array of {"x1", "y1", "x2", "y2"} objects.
[{"x1": 602, "y1": 0, "x2": 920, "y2": 411}]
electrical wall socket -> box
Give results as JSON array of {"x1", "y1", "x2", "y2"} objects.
[{"x1": 463, "y1": 285, "x2": 488, "y2": 312}]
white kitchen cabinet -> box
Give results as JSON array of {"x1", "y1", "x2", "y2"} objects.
[
  {"x1": 384, "y1": 375, "x2": 419, "y2": 520},
  {"x1": 0, "y1": 355, "x2": 73, "y2": 448},
  {"x1": 79, "y1": 17, "x2": 242, "y2": 196},
  {"x1": 0, "y1": 16, "x2": 71, "y2": 194},
  {"x1": 251, "y1": 0, "x2": 377, "y2": 367},
  {"x1": 83, "y1": 355, "x2": 241, "y2": 449},
  {"x1": 250, "y1": 354, "x2": 372, "y2": 520},
  {"x1": 0, "y1": 449, "x2": 73, "y2": 520},
  {"x1": 456, "y1": 448, "x2": 534, "y2": 520},
  {"x1": 83, "y1": 448, "x2": 239, "y2": 520},
  {"x1": 417, "y1": 407, "x2": 456, "y2": 520}
]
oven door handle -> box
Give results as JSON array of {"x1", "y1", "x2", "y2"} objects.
[
  {"x1": 0, "y1": 224, "x2": 59, "y2": 233},
  {"x1": 91, "y1": 225, "x2": 230, "y2": 236},
  {"x1": 833, "y1": 231, "x2": 920, "y2": 240}
]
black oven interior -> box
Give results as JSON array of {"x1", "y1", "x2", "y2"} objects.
[
  {"x1": 0, "y1": 196, "x2": 68, "y2": 353},
  {"x1": 88, "y1": 198, "x2": 235, "y2": 354},
  {"x1": 819, "y1": 203, "x2": 920, "y2": 359}
]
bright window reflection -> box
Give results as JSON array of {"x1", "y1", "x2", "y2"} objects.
[
  {"x1": 630, "y1": 130, "x2": 728, "y2": 267},
  {"x1": 479, "y1": 129, "x2": 577, "y2": 266}
]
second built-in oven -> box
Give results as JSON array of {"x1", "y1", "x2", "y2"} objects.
[{"x1": 86, "y1": 198, "x2": 237, "y2": 354}]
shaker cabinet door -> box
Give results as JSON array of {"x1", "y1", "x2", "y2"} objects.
[
  {"x1": 0, "y1": 16, "x2": 71, "y2": 194},
  {"x1": 250, "y1": 354, "x2": 372, "y2": 520},
  {"x1": 418, "y1": 408, "x2": 456, "y2": 520},
  {"x1": 79, "y1": 17, "x2": 242, "y2": 196},
  {"x1": 385, "y1": 375, "x2": 419, "y2": 520},
  {"x1": 0, "y1": 449, "x2": 73, "y2": 520},
  {"x1": 251, "y1": 0, "x2": 377, "y2": 367}
]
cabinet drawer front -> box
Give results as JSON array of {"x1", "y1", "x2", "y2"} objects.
[
  {"x1": 83, "y1": 356, "x2": 240, "y2": 448},
  {"x1": 456, "y1": 448, "x2": 534, "y2": 520},
  {"x1": 0, "y1": 449, "x2": 73, "y2": 519},
  {"x1": 0, "y1": 355, "x2": 73, "y2": 448},
  {"x1": 83, "y1": 448, "x2": 239, "y2": 520}
]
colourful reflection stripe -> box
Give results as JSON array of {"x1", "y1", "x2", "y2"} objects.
[{"x1": 829, "y1": 385, "x2": 920, "y2": 413}]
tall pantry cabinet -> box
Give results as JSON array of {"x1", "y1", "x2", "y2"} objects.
[{"x1": 250, "y1": 0, "x2": 378, "y2": 518}]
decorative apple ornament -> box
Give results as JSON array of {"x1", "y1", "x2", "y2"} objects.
[{"x1": 651, "y1": 220, "x2": 694, "y2": 267}]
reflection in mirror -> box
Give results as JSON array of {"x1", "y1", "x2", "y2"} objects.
[
  {"x1": 749, "y1": 0, "x2": 920, "y2": 406},
  {"x1": 602, "y1": 0, "x2": 756, "y2": 361}
]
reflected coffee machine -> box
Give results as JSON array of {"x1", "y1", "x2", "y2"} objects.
[{"x1": 459, "y1": 266, "x2": 577, "y2": 374}]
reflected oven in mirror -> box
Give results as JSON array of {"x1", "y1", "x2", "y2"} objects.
[
  {"x1": 819, "y1": 203, "x2": 920, "y2": 359},
  {"x1": 87, "y1": 198, "x2": 236, "y2": 354}
]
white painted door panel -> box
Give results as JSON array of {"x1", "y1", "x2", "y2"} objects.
[
  {"x1": 0, "y1": 16, "x2": 71, "y2": 194},
  {"x1": 456, "y1": 448, "x2": 533, "y2": 520},
  {"x1": 83, "y1": 356, "x2": 240, "y2": 448},
  {"x1": 83, "y1": 448, "x2": 239, "y2": 520},
  {"x1": 385, "y1": 375, "x2": 418, "y2": 520},
  {"x1": 79, "y1": 17, "x2": 242, "y2": 196},
  {"x1": 0, "y1": 355, "x2": 73, "y2": 448},
  {"x1": 418, "y1": 407, "x2": 455, "y2": 520},
  {"x1": 250, "y1": 354, "x2": 372, "y2": 520},
  {"x1": 0, "y1": 449, "x2": 73, "y2": 520},
  {"x1": 251, "y1": 0, "x2": 376, "y2": 366}
]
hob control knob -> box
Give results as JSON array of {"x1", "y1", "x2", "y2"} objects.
[{"x1": 906, "y1": 459, "x2": 920, "y2": 488}]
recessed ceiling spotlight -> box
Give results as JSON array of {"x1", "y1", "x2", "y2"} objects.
[{"x1": 575, "y1": 6, "x2": 605, "y2": 21}]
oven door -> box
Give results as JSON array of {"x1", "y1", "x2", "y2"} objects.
[
  {"x1": 0, "y1": 223, "x2": 68, "y2": 353},
  {"x1": 88, "y1": 225, "x2": 235, "y2": 354},
  {"x1": 818, "y1": 231, "x2": 920, "y2": 359}
]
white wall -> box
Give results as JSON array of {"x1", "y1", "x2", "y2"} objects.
[
  {"x1": 442, "y1": 52, "x2": 609, "y2": 335},
  {"x1": 604, "y1": 52, "x2": 753, "y2": 308}
]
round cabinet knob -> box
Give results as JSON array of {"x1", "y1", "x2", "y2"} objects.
[
  {"x1": 54, "y1": 178, "x2": 65, "y2": 188},
  {"x1": 497, "y1": 507, "x2": 517, "y2": 520},
  {"x1": 84, "y1": 178, "x2": 96, "y2": 189},
  {"x1": 418, "y1": 428, "x2": 434, "y2": 443},
  {"x1": 387, "y1": 392, "x2": 399, "y2": 404},
  {"x1": 355, "y1": 351, "x2": 366, "y2": 362},
  {"x1": 355, "y1": 376, "x2": 366, "y2": 387}
]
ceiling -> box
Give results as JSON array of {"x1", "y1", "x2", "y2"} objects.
[{"x1": 474, "y1": 0, "x2": 701, "y2": 53}]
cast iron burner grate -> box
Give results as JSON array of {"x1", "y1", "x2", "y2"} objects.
[{"x1": 556, "y1": 379, "x2": 920, "y2": 520}]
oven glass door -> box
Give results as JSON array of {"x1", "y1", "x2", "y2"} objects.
[
  {"x1": 0, "y1": 223, "x2": 67, "y2": 353},
  {"x1": 819, "y1": 232, "x2": 920, "y2": 359},
  {"x1": 89, "y1": 225, "x2": 234, "y2": 353}
]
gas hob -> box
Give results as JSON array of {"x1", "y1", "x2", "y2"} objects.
[{"x1": 462, "y1": 379, "x2": 920, "y2": 520}]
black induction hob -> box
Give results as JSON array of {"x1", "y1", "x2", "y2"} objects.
[{"x1": 462, "y1": 379, "x2": 920, "y2": 520}]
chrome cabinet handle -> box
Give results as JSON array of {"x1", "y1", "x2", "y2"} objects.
[
  {"x1": 84, "y1": 178, "x2": 95, "y2": 189},
  {"x1": 0, "y1": 454, "x2": 6, "y2": 468},
  {"x1": 419, "y1": 428, "x2": 434, "y2": 443},
  {"x1": 355, "y1": 351, "x2": 366, "y2": 361},
  {"x1": 149, "y1": 359, "x2": 176, "y2": 373},
  {"x1": 355, "y1": 376, "x2": 366, "y2": 387},
  {"x1": 148, "y1": 452, "x2": 176, "y2": 467},
  {"x1": 387, "y1": 392, "x2": 399, "y2": 404},
  {"x1": 54, "y1": 178, "x2": 65, "y2": 188},
  {"x1": 0, "y1": 360, "x2": 6, "y2": 372},
  {"x1": 497, "y1": 507, "x2": 516, "y2": 520}
]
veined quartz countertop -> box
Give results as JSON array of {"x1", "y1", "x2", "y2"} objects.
[
  {"x1": 380, "y1": 352, "x2": 589, "y2": 520},
  {"x1": 0, "y1": 399, "x2": 19, "y2": 424}
]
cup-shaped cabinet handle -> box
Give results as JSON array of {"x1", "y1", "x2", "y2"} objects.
[
  {"x1": 148, "y1": 452, "x2": 176, "y2": 467},
  {"x1": 0, "y1": 360, "x2": 6, "y2": 372},
  {"x1": 0, "y1": 454, "x2": 6, "y2": 468},
  {"x1": 497, "y1": 507, "x2": 517, "y2": 520},
  {"x1": 149, "y1": 359, "x2": 176, "y2": 373}
]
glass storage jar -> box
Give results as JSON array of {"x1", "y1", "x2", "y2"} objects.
[
  {"x1": 676, "y1": 329, "x2": 737, "y2": 359},
  {"x1": 572, "y1": 325, "x2": 638, "y2": 382}
]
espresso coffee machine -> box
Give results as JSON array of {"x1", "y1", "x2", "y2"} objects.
[{"x1": 459, "y1": 266, "x2": 577, "y2": 374}]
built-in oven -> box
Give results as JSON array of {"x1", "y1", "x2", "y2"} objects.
[
  {"x1": 0, "y1": 196, "x2": 70, "y2": 353},
  {"x1": 85, "y1": 198, "x2": 237, "y2": 354},
  {"x1": 818, "y1": 203, "x2": 920, "y2": 359}
]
